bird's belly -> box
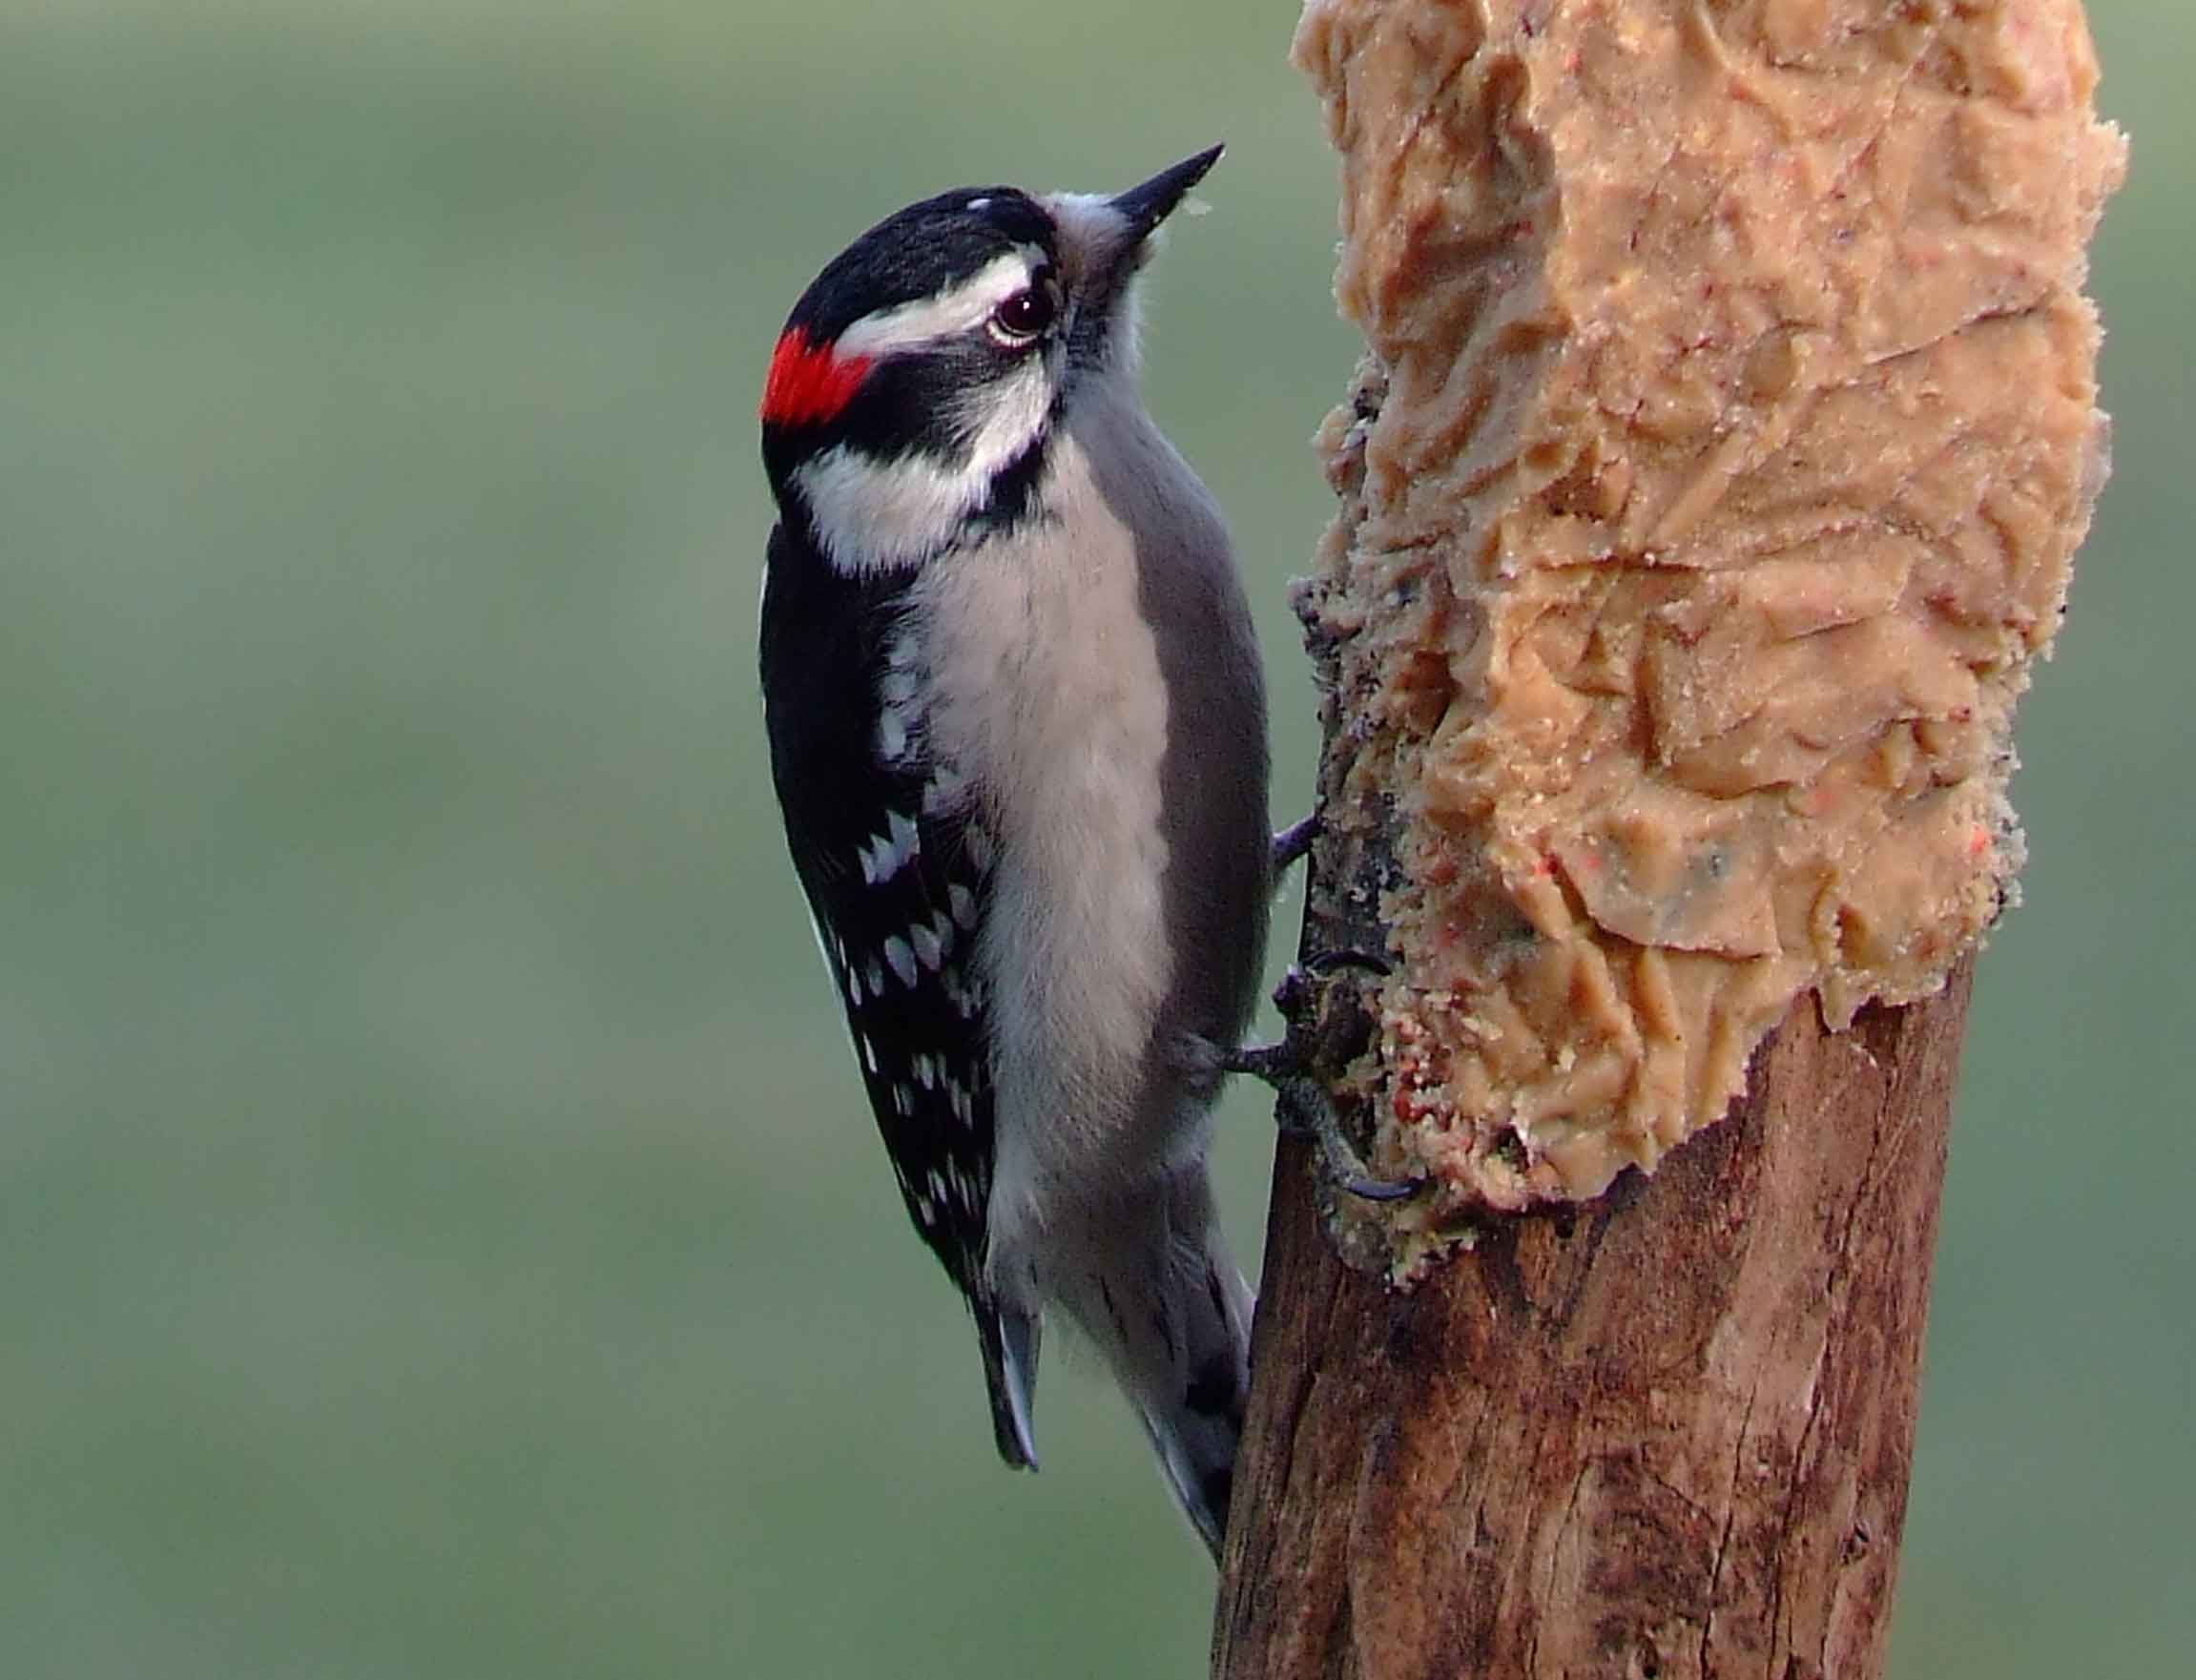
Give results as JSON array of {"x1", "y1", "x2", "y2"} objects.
[{"x1": 917, "y1": 550, "x2": 1182, "y2": 1241}]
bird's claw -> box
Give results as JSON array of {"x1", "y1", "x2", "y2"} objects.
[
  {"x1": 1223, "y1": 962, "x2": 1423, "y2": 1203},
  {"x1": 1269, "y1": 813, "x2": 1320, "y2": 879},
  {"x1": 1300, "y1": 945, "x2": 1394, "y2": 980},
  {"x1": 1220, "y1": 1049, "x2": 1422, "y2": 1202}
]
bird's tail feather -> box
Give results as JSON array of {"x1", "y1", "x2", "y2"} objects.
[
  {"x1": 1054, "y1": 1167, "x2": 1253, "y2": 1560},
  {"x1": 974, "y1": 1296, "x2": 1042, "y2": 1470},
  {"x1": 1137, "y1": 1243, "x2": 1253, "y2": 1560}
]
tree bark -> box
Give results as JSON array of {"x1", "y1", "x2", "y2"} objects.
[{"x1": 1212, "y1": 960, "x2": 1970, "y2": 1680}]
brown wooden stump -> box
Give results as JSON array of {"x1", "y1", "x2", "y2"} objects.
[{"x1": 1213, "y1": 963, "x2": 1971, "y2": 1680}]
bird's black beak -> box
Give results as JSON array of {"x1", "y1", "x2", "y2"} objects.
[{"x1": 1109, "y1": 143, "x2": 1224, "y2": 241}]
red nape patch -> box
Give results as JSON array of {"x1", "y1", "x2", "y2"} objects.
[{"x1": 760, "y1": 327, "x2": 872, "y2": 427}]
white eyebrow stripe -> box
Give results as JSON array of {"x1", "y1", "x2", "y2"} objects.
[{"x1": 834, "y1": 248, "x2": 1046, "y2": 360}]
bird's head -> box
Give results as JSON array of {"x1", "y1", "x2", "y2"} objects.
[{"x1": 759, "y1": 145, "x2": 1223, "y2": 573}]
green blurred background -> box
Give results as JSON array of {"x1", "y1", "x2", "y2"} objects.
[{"x1": 3, "y1": 1, "x2": 2184, "y2": 1674}]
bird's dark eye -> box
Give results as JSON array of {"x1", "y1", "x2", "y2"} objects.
[{"x1": 989, "y1": 286, "x2": 1055, "y2": 344}]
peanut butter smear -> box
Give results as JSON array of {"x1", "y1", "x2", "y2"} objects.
[{"x1": 1291, "y1": 0, "x2": 2124, "y2": 1247}]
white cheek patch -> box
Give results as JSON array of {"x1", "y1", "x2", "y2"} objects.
[
  {"x1": 795, "y1": 446, "x2": 986, "y2": 572},
  {"x1": 796, "y1": 357, "x2": 1056, "y2": 574},
  {"x1": 835, "y1": 247, "x2": 1049, "y2": 361}
]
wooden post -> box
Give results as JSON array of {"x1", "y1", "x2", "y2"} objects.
[{"x1": 1213, "y1": 964, "x2": 1969, "y2": 1679}]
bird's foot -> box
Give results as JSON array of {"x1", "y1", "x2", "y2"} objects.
[
  {"x1": 1298, "y1": 945, "x2": 1393, "y2": 980},
  {"x1": 1269, "y1": 813, "x2": 1320, "y2": 879},
  {"x1": 1223, "y1": 1043, "x2": 1419, "y2": 1202},
  {"x1": 1225, "y1": 956, "x2": 1421, "y2": 1203}
]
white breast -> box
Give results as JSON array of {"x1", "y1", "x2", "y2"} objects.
[{"x1": 911, "y1": 425, "x2": 1174, "y2": 1240}]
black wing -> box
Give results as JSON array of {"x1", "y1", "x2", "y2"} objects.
[{"x1": 757, "y1": 525, "x2": 1038, "y2": 1466}]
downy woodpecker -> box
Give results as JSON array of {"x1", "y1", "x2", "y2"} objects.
[{"x1": 756, "y1": 146, "x2": 1268, "y2": 1556}]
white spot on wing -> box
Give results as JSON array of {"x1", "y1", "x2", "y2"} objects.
[
  {"x1": 877, "y1": 707, "x2": 909, "y2": 762},
  {"x1": 859, "y1": 810, "x2": 922, "y2": 884},
  {"x1": 882, "y1": 936, "x2": 917, "y2": 988},
  {"x1": 910, "y1": 917, "x2": 948, "y2": 971},
  {"x1": 888, "y1": 810, "x2": 920, "y2": 865}
]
